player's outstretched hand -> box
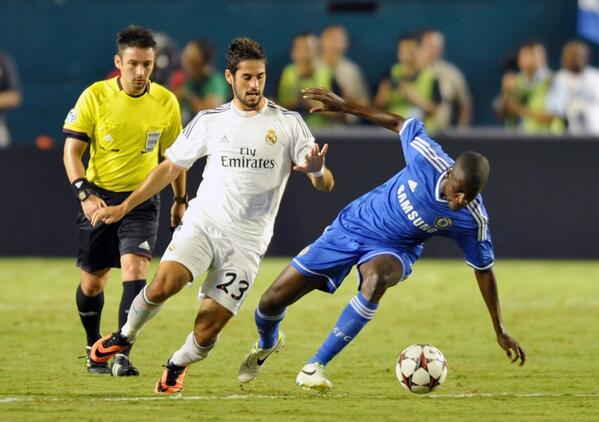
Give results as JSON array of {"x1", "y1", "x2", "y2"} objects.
[
  {"x1": 497, "y1": 332, "x2": 526, "y2": 366},
  {"x1": 302, "y1": 87, "x2": 345, "y2": 113},
  {"x1": 293, "y1": 143, "x2": 328, "y2": 174},
  {"x1": 91, "y1": 205, "x2": 126, "y2": 227}
]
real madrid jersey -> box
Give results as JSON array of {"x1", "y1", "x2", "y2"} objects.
[
  {"x1": 332, "y1": 118, "x2": 494, "y2": 270},
  {"x1": 63, "y1": 77, "x2": 182, "y2": 192},
  {"x1": 165, "y1": 99, "x2": 315, "y2": 254}
]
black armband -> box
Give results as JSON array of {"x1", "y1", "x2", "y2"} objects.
[
  {"x1": 72, "y1": 178, "x2": 92, "y2": 202},
  {"x1": 173, "y1": 194, "x2": 188, "y2": 205}
]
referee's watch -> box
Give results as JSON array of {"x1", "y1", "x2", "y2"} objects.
[
  {"x1": 173, "y1": 194, "x2": 188, "y2": 205},
  {"x1": 77, "y1": 189, "x2": 90, "y2": 202},
  {"x1": 72, "y1": 177, "x2": 91, "y2": 202}
]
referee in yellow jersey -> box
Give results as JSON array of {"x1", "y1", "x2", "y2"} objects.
[{"x1": 63, "y1": 26, "x2": 187, "y2": 376}]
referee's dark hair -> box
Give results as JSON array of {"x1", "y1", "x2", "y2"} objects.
[
  {"x1": 226, "y1": 37, "x2": 267, "y2": 74},
  {"x1": 116, "y1": 25, "x2": 156, "y2": 55},
  {"x1": 454, "y1": 151, "x2": 490, "y2": 199}
]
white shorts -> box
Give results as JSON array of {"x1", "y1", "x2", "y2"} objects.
[{"x1": 161, "y1": 220, "x2": 262, "y2": 315}]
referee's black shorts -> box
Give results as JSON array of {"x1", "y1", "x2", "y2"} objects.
[{"x1": 76, "y1": 184, "x2": 160, "y2": 273}]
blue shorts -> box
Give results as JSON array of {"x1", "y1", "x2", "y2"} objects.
[{"x1": 291, "y1": 226, "x2": 416, "y2": 294}]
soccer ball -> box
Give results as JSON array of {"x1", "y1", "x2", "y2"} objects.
[{"x1": 396, "y1": 344, "x2": 448, "y2": 394}]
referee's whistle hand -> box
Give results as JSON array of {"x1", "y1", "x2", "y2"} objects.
[
  {"x1": 81, "y1": 195, "x2": 106, "y2": 222},
  {"x1": 91, "y1": 205, "x2": 124, "y2": 227}
]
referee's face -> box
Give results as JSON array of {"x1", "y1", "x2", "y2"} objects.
[
  {"x1": 226, "y1": 59, "x2": 266, "y2": 111},
  {"x1": 115, "y1": 47, "x2": 155, "y2": 96}
]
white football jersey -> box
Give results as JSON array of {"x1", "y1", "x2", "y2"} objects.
[{"x1": 165, "y1": 99, "x2": 315, "y2": 253}]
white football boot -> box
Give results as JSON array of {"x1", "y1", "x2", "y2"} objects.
[
  {"x1": 295, "y1": 362, "x2": 333, "y2": 391},
  {"x1": 238, "y1": 332, "x2": 286, "y2": 384}
]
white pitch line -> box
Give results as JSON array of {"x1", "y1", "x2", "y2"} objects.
[
  {"x1": 96, "y1": 394, "x2": 288, "y2": 401},
  {"x1": 0, "y1": 394, "x2": 343, "y2": 403},
  {"x1": 428, "y1": 392, "x2": 599, "y2": 399},
  {"x1": 2, "y1": 392, "x2": 599, "y2": 403},
  {"x1": 0, "y1": 397, "x2": 34, "y2": 403}
]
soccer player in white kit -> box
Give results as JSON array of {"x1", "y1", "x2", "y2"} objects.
[{"x1": 89, "y1": 38, "x2": 335, "y2": 393}]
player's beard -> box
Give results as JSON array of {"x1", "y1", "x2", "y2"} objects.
[{"x1": 234, "y1": 85, "x2": 263, "y2": 110}]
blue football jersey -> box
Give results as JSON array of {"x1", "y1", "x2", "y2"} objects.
[{"x1": 331, "y1": 118, "x2": 494, "y2": 270}]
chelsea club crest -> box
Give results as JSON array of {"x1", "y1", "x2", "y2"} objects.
[{"x1": 434, "y1": 217, "x2": 452, "y2": 230}]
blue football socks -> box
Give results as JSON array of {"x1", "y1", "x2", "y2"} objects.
[
  {"x1": 255, "y1": 307, "x2": 287, "y2": 349},
  {"x1": 308, "y1": 292, "x2": 378, "y2": 365}
]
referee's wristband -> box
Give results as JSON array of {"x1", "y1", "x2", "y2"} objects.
[
  {"x1": 308, "y1": 166, "x2": 326, "y2": 178},
  {"x1": 173, "y1": 194, "x2": 188, "y2": 205},
  {"x1": 71, "y1": 177, "x2": 92, "y2": 202}
]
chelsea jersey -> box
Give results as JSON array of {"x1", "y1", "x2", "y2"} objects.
[{"x1": 331, "y1": 118, "x2": 494, "y2": 270}]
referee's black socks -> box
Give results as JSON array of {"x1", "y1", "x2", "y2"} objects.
[{"x1": 76, "y1": 284, "x2": 104, "y2": 347}]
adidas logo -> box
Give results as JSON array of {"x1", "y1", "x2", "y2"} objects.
[
  {"x1": 138, "y1": 241, "x2": 150, "y2": 251},
  {"x1": 219, "y1": 135, "x2": 229, "y2": 143},
  {"x1": 408, "y1": 180, "x2": 418, "y2": 192}
]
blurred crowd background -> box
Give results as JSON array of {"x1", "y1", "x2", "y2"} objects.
[{"x1": 1, "y1": 0, "x2": 599, "y2": 149}]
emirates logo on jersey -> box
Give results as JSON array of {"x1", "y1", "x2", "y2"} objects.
[{"x1": 265, "y1": 128, "x2": 277, "y2": 145}]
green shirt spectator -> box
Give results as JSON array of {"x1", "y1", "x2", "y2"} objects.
[
  {"x1": 386, "y1": 63, "x2": 440, "y2": 132},
  {"x1": 277, "y1": 33, "x2": 338, "y2": 128},
  {"x1": 495, "y1": 42, "x2": 563, "y2": 134},
  {"x1": 375, "y1": 35, "x2": 442, "y2": 133},
  {"x1": 278, "y1": 63, "x2": 334, "y2": 128},
  {"x1": 170, "y1": 39, "x2": 228, "y2": 125}
]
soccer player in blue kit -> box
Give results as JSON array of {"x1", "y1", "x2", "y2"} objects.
[{"x1": 237, "y1": 87, "x2": 526, "y2": 391}]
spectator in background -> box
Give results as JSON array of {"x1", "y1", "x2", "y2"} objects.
[
  {"x1": 170, "y1": 39, "x2": 228, "y2": 125},
  {"x1": 375, "y1": 34, "x2": 441, "y2": 133},
  {"x1": 320, "y1": 25, "x2": 370, "y2": 106},
  {"x1": 546, "y1": 40, "x2": 599, "y2": 134},
  {"x1": 495, "y1": 42, "x2": 562, "y2": 133},
  {"x1": 278, "y1": 33, "x2": 336, "y2": 128},
  {"x1": 418, "y1": 29, "x2": 472, "y2": 129},
  {"x1": 151, "y1": 32, "x2": 181, "y2": 86},
  {"x1": 0, "y1": 51, "x2": 22, "y2": 148}
]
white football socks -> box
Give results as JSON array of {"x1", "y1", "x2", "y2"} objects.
[
  {"x1": 170, "y1": 332, "x2": 218, "y2": 367},
  {"x1": 120, "y1": 286, "x2": 162, "y2": 340}
]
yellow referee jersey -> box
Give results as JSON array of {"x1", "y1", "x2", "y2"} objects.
[{"x1": 63, "y1": 77, "x2": 182, "y2": 192}]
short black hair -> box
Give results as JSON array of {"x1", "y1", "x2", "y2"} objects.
[
  {"x1": 225, "y1": 37, "x2": 267, "y2": 74},
  {"x1": 116, "y1": 25, "x2": 156, "y2": 55},
  {"x1": 453, "y1": 151, "x2": 490, "y2": 199}
]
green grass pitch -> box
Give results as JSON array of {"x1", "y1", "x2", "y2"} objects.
[{"x1": 1, "y1": 258, "x2": 598, "y2": 421}]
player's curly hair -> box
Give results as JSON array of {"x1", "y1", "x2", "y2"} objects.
[
  {"x1": 116, "y1": 25, "x2": 156, "y2": 55},
  {"x1": 226, "y1": 37, "x2": 267, "y2": 74}
]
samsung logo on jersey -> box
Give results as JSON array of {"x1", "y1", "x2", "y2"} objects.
[
  {"x1": 221, "y1": 156, "x2": 276, "y2": 169},
  {"x1": 397, "y1": 184, "x2": 437, "y2": 234}
]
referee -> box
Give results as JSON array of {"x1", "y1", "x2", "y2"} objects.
[{"x1": 62, "y1": 26, "x2": 186, "y2": 376}]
